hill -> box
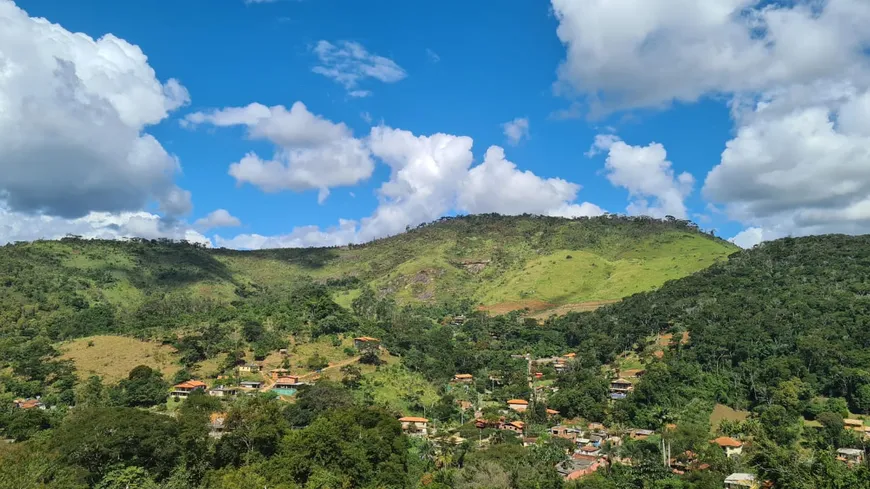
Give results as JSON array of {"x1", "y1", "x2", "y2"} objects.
[{"x1": 0, "y1": 214, "x2": 735, "y2": 334}]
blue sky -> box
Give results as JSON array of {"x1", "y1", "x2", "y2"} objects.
[{"x1": 3, "y1": 0, "x2": 870, "y2": 248}]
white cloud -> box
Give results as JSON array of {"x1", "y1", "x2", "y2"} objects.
[
  {"x1": 0, "y1": 0, "x2": 191, "y2": 218},
  {"x1": 591, "y1": 135, "x2": 694, "y2": 219},
  {"x1": 215, "y1": 219, "x2": 358, "y2": 250},
  {"x1": 218, "y1": 125, "x2": 604, "y2": 249},
  {"x1": 729, "y1": 227, "x2": 766, "y2": 249},
  {"x1": 361, "y1": 126, "x2": 475, "y2": 241},
  {"x1": 360, "y1": 112, "x2": 373, "y2": 124},
  {"x1": 311, "y1": 40, "x2": 406, "y2": 96},
  {"x1": 706, "y1": 83, "x2": 870, "y2": 242},
  {"x1": 185, "y1": 102, "x2": 374, "y2": 200},
  {"x1": 502, "y1": 117, "x2": 530, "y2": 146},
  {"x1": 0, "y1": 206, "x2": 209, "y2": 246},
  {"x1": 551, "y1": 0, "x2": 870, "y2": 112},
  {"x1": 458, "y1": 146, "x2": 602, "y2": 218},
  {"x1": 194, "y1": 209, "x2": 241, "y2": 231},
  {"x1": 426, "y1": 48, "x2": 440, "y2": 63}
]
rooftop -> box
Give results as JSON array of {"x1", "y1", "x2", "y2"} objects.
[
  {"x1": 712, "y1": 436, "x2": 743, "y2": 448},
  {"x1": 174, "y1": 380, "x2": 207, "y2": 389},
  {"x1": 724, "y1": 473, "x2": 756, "y2": 483},
  {"x1": 398, "y1": 416, "x2": 429, "y2": 423},
  {"x1": 507, "y1": 399, "x2": 529, "y2": 405},
  {"x1": 354, "y1": 336, "x2": 380, "y2": 342}
]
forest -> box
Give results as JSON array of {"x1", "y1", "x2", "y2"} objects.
[{"x1": 1, "y1": 218, "x2": 870, "y2": 488}]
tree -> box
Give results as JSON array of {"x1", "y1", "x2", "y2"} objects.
[
  {"x1": 115, "y1": 365, "x2": 169, "y2": 407},
  {"x1": 306, "y1": 353, "x2": 329, "y2": 371},
  {"x1": 95, "y1": 467, "x2": 158, "y2": 489},
  {"x1": 53, "y1": 407, "x2": 181, "y2": 483},
  {"x1": 75, "y1": 375, "x2": 106, "y2": 407},
  {"x1": 340, "y1": 365, "x2": 362, "y2": 389}
]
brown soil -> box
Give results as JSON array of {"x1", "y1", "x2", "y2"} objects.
[
  {"x1": 477, "y1": 300, "x2": 554, "y2": 316},
  {"x1": 527, "y1": 300, "x2": 620, "y2": 320}
]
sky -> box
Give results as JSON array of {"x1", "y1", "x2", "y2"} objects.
[{"x1": 2, "y1": 0, "x2": 870, "y2": 249}]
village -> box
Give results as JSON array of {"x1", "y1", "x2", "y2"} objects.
[
  {"x1": 11, "y1": 328, "x2": 870, "y2": 488},
  {"x1": 19, "y1": 323, "x2": 862, "y2": 489}
]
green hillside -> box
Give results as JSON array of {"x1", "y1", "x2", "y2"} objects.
[{"x1": 0, "y1": 214, "x2": 732, "y2": 322}]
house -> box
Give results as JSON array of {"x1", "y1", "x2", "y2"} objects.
[
  {"x1": 14, "y1": 398, "x2": 45, "y2": 410},
  {"x1": 523, "y1": 437, "x2": 539, "y2": 447},
  {"x1": 563, "y1": 353, "x2": 576, "y2": 359},
  {"x1": 578, "y1": 444, "x2": 601, "y2": 457},
  {"x1": 546, "y1": 408, "x2": 560, "y2": 417},
  {"x1": 457, "y1": 400, "x2": 473, "y2": 411},
  {"x1": 588, "y1": 422, "x2": 606, "y2": 432},
  {"x1": 554, "y1": 362, "x2": 568, "y2": 374},
  {"x1": 398, "y1": 416, "x2": 429, "y2": 436},
  {"x1": 238, "y1": 363, "x2": 261, "y2": 373},
  {"x1": 239, "y1": 380, "x2": 262, "y2": 389},
  {"x1": 279, "y1": 348, "x2": 288, "y2": 356},
  {"x1": 724, "y1": 473, "x2": 757, "y2": 489},
  {"x1": 534, "y1": 372, "x2": 544, "y2": 379},
  {"x1": 837, "y1": 448, "x2": 865, "y2": 465},
  {"x1": 711, "y1": 436, "x2": 744, "y2": 457},
  {"x1": 504, "y1": 421, "x2": 525, "y2": 434},
  {"x1": 209, "y1": 412, "x2": 227, "y2": 438},
  {"x1": 274, "y1": 376, "x2": 302, "y2": 389},
  {"x1": 630, "y1": 429, "x2": 654, "y2": 440},
  {"x1": 453, "y1": 373, "x2": 473, "y2": 383},
  {"x1": 507, "y1": 399, "x2": 529, "y2": 412},
  {"x1": 451, "y1": 315, "x2": 467, "y2": 325},
  {"x1": 269, "y1": 368, "x2": 291, "y2": 380},
  {"x1": 844, "y1": 419, "x2": 865, "y2": 431},
  {"x1": 353, "y1": 336, "x2": 381, "y2": 350},
  {"x1": 172, "y1": 380, "x2": 207, "y2": 398},
  {"x1": 556, "y1": 457, "x2": 599, "y2": 480},
  {"x1": 208, "y1": 386, "x2": 238, "y2": 397},
  {"x1": 609, "y1": 378, "x2": 633, "y2": 396},
  {"x1": 551, "y1": 425, "x2": 576, "y2": 441}
]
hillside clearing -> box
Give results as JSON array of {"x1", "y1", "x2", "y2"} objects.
[{"x1": 58, "y1": 335, "x2": 181, "y2": 382}]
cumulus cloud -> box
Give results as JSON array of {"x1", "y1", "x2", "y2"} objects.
[
  {"x1": 459, "y1": 146, "x2": 601, "y2": 218},
  {"x1": 311, "y1": 40, "x2": 406, "y2": 96},
  {"x1": 185, "y1": 102, "x2": 374, "y2": 201},
  {"x1": 218, "y1": 124, "x2": 604, "y2": 249},
  {"x1": 0, "y1": 0, "x2": 192, "y2": 218},
  {"x1": 502, "y1": 118, "x2": 530, "y2": 145},
  {"x1": 0, "y1": 206, "x2": 209, "y2": 246},
  {"x1": 590, "y1": 135, "x2": 694, "y2": 219},
  {"x1": 194, "y1": 209, "x2": 242, "y2": 231},
  {"x1": 705, "y1": 83, "x2": 870, "y2": 242},
  {"x1": 551, "y1": 0, "x2": 870, "y2": 112}
]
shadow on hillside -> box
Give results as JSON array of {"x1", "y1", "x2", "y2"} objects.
[{"x1": 215, "y1": 247, "x2": 341, "y2": 271}]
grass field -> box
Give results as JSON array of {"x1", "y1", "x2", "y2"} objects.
[
  {"x1": 709, "y1": 404, "x2": 750, "y2": 428},
  {"x1": 58, "y1": 335, "x2": 181, "y2": 382}
]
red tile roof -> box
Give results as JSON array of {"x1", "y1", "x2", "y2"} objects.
[
  {"x1": 711, "y1": 436, "x2": 743, "y2": 448},
  {"x1": 354, "y1": 336, "x2": 380, "y2": 342},
  {"x1": 507, "y1": 399, "x2": 529, "y2": 405},
  {"x1": 399, "y1": 416, "x2": 429, "y2": 423},
  {"x1": 174, "y1": 380, "x2": 207, "y2": 390}
]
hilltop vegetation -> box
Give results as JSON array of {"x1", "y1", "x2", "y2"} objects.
[
  {"x1": 8, "y1": 218, "x2": 870, "y2": 488},
  {"x1": 0, "y1": 215, "x2": 734, "y2": 339}
]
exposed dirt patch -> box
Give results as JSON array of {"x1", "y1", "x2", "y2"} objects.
[
  {"x1": 478, "y1": 299, "x2": 621, "y2": 320},
  {"x1": 458, "y1": 259, "x2": 491, "y2": 274},
  {"x1": 477, "y1": 300, "x2": 554, "y2": 316},
  {"x1": 527, "y1": 300, "x2": 621, "y2": 320}
]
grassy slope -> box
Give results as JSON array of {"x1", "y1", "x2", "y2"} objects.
[
  {"x1": 58, "y1": 335, "x2": 181, "y2": 382},
  {"x1": 0, "y1": 216, "x2": 737, "y2": 324},
  {"x1": 214, "y1": 215, "x2": 738, "y2": 308}
]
